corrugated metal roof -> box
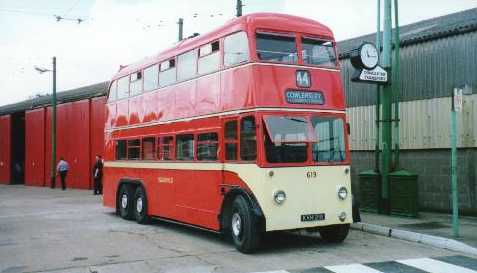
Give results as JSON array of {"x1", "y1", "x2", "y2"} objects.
[
  {"x1": 337, "y1": 8, "x2": 477, "y2": 58},
  {"x1": 341, "y1": 8, "x2": 477, "y2": 107},
  {"x1": 0, "y1": 82, "x2": 109, "y2": 116}
]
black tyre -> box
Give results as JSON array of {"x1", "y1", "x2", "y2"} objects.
[
  {"x1": 319, "y1": 224, "x2": 350, "y2": 243},
  {"x1": 133, "y1": 186, "x2": 150, "y2": 224},
  {"x1": 118, "y1": 184, "x2": 134, "y2": 220},
  {"x1": 230, "y1": 195, "x2": 261, "y2": 253}
]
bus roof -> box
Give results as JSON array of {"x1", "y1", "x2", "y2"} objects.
[{"x1": 112, "y1": 13, "x2": 334, "y2": 80}]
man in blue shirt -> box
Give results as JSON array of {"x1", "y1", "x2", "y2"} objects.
[{"x1": 55, "y1": 157, "x2": 70, "y2": 190}]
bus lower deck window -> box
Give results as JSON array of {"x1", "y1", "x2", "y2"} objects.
[
  {"x1": 142, "y1": 137, "x2": 156, "y2": 160},
  {"x1": 127, "y1": 139, "x2": 141, "y2": 160},
  {"x1": 159, "y1": 136, "x2": 174, "y2": 160},
  {"x1": 176, "y1": 134, "x2": 194, "y2": 160},
  {"x1": 115, "y1": 140, "x2": 127, "y2": 160},
  {"x1": 197, "y1": 132, "x2": 218, "y2": 161},
  {"x1": 225, "y1": 120, "x2": 238, "y2": 160},
  {"x1": 240, "y1": 116, "x2": 257, "y2": 161}
]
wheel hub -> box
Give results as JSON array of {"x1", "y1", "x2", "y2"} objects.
[
  {"x1": 121, "y1": 193, "x2": 128, "y2": 209},
  {"x1": 136, "y1": 197, "x2": 143, "y2": 213},
  {"x1": 232, "y1": 213, "x2": 242, "y2": 237}
]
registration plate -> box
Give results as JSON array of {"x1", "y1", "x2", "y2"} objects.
[{"x1": 301, "y1": 213, "x2": 325, "y2": 222}]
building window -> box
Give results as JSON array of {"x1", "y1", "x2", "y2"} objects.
[
  {"x1": 129, "y1": 71, "x2": 143, "y2": 96},
  {"x1": 142, "y1": 137, "x2": 156, "y2": 160},
  {"x1": 224, "y1": 31, "x2": 249, "y2": 67},
  {"x1": 117, "y1": 76, "x2": 129, "y2": 99},
  {"x1": 159, "y1": 59, "x2": 176, "y2": 87},
  {"x1": 240, "y1": 116, "x2": 256, "y2": 161},
  {"x1": 197, "y1": 132, "x2": 218, "y2": 161},
  {"x1": 176, "y1": 134, "x2": 194, "y2": 160},
  {"x1": 127, "y1": 139, "x2": 141, "y2": 160},
  {"x1": 158, "y1": 136, "x2": 174, "y2": 160},
  {"x1": 144, "y1": 64, "x2": 159, "y2": 91},
  {"x1": 177, "y1": 50, "x2": 198, "y2": 81},
  {"x1": 198, "y1": 41, "x2": 220, "y2": 75},
  {"x1": 256, "y1": 32, "x2": 297, "y2": 63},
  {"x1": 224, "y1": 120, "x2": 238, "y2": 160},
  {"x1": 108, "y1": 81, "x2": 117, "y2": 102},
  {"x1": 115, "y1": 140, "x2": 127, "y2": 160}
]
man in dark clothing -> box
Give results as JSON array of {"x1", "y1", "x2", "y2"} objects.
[
  {"x1": 93, "y1": 155, "x2": 104, "y2": 195},
  {"x1": 56, "y1": 157, "x2": 69, "y2": 190}
]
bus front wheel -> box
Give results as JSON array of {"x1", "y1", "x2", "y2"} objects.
[
  {"x1": 118, "y1": 184, "x2": 134, "y2": 220},
  {"x1": 319, "y1": 224, "x2": 350, "y2": 243},
  {"x1": 230, "y1": 195, "x2": 261, "y2": 253}
]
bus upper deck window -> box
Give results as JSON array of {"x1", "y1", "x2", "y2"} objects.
[
  {"x1": 117, "y1": 76, "x2": 129, "y2": 99},
  {"x1": 198, "y1": 41, "x2": 220, "y2": 75},
  {"x1": 256, "y1": 32, "x2": 297, "y2": 63},
  {"x1": 143, "y1": 64, "x2": 159, "y2": 92},
  {"x1": 302, "y1": 37, "x2": 337, "y2": 67},
  {"x1": 159, "y1": 59, "x2": 176, "y2": 87},
  {"x1": 224, "y1": 31, "x2": 249, "y2": 67},
  {"x1": 130, "y1": 71, "x2": 143, "y2": 96},
  {"x1": 108, "y1": 81, "x2": 117, "y2": 102},
  {"x1": 177, "y1": 50, "x2": 197, "y2": 82}
]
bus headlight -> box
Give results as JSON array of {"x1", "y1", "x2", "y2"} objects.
[
  {"x1": 273, "y1": 190, "x2": 286, "y2": 205},
  {"x1": 338, "y1": 187, "x2": 348, "y2": 200}
]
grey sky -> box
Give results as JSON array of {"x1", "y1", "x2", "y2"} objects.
[{"x1": 0, "y1": 0, "x2": 475, "y2": 106}]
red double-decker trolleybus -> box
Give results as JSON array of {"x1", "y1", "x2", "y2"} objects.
[{"x1": 103, "y1": 13, "x2": 352, "y2": 253}]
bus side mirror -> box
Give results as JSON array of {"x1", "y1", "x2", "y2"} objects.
[{"x1": 346, "y1": 123, "x2": 351, "y2": 135}]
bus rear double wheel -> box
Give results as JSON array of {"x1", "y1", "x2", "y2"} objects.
[
  {"x1": 118, "y1": 183, "x2": 150, "y2": 224},
  {"x1": 118, "y1": 184, "x2": 134, "y2": 220}
]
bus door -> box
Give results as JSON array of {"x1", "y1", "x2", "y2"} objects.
[{"x1": 174, "y1": 132, "x2": 222, "y2": 230}]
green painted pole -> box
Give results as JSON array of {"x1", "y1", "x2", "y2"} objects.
[
  {"x1": 50, "y1": 57, "x2": 57, "y2": 188},
  {"x1": 380, "y1": 0, "x2": 393, "y2": 214},
  {"x1": 451, "y1": 94, "x2": 459, "y2": 237},
  {"x1": 393, "y1": 0, "x2": 401, "y2": 170},
  {"x1": 375, "y1": 0, "x2": 381, "y2": 172}
]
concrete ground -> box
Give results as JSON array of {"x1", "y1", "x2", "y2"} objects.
[
  {"x1": 361, "y1": 211, "x2": 477, "y2": 248},
  {"x1": 0, "y1": 185, "x2": 473, "y2": 273}
]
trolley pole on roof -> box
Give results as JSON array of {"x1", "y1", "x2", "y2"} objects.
[
  {"x1": 178, "y1": 18, "x2": 184, "y2": 41},
  {"x1": 51, "y1": 57, "x2": 57, "y2": 188},
  {"x1": 236, "y1": 0, "x2": 243, "y2": 17},
  {"x1": 380, "y1": 0, "x2": 393, "y2": 214}
]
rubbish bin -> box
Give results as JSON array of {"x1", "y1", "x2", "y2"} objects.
[
  {"x1": 358, "y1": 170, "x2": 381, "y2": 213},
  {"x1": 389, "y1": 170, "x2": 419, "y2": 217}
]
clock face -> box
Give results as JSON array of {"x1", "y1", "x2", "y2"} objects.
[{"x1": 360, "y1": 43, "x2": 379, "y2": 69}]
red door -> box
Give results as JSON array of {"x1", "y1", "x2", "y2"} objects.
[
  {"x1": 25, "y1": 109, "x2": 45, "y2": 186},
  {"x1": 0, "y1": 115, "x2": 11, "y2": 184}
]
